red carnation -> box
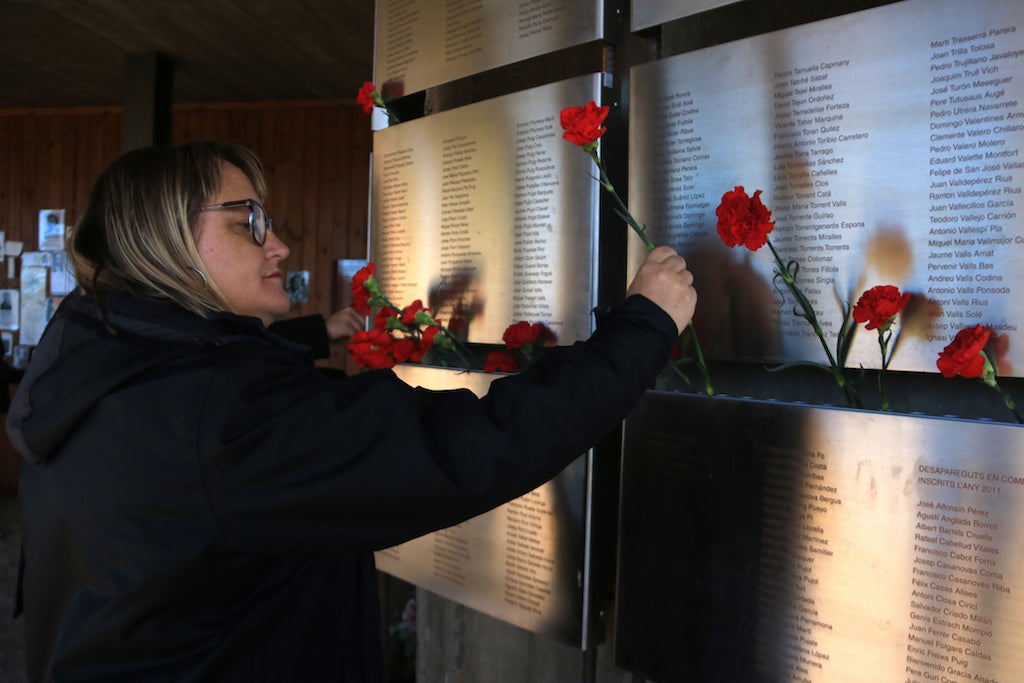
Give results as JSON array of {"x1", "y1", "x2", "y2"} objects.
[
  {"x1": 937, "y1": 325, "x2": 991, "y2": 379},
  {"x1": 391, "y1": 337, "x2": 421, "y2": 364},
  {"x1": 356, "y1": 82, "x2": 378, "y2": 115},
  {"x1": 484, "y1": 351, "x2": 519, "y2": 373},
  {"x1": 715, "y1": 186, "x2": 775, "y2": 251},
  {"x1": 934, "y1": 325, "x2": 1021, "y2": 422},
  {"x1": 406, "y1": 341, "x2": 429, "y2": 363},
  {"x1": 374, "y1": 306, "x2": 399, "y2": 330},
  {"x1": 502, "y1": 321, "x2": 536, "y2": 349},
  {"x1": 401, "y1": 300, "x2": 427, "y2": 325},
  {"x1": 421, "y1": 325, "x2": 443, "y2": 348},
  {"x1": 852, "y1": 285, "x2": 911, "y2": 332},
  {"x1": 351, "y1": 263, "x2": 376, "y2": 315},
  {"x1": 502, "y1": 321, "x2": 556, "y2": 350},
  {"x1": 560, "y1": 101, "x2": 610, "y2": 149},
  {"x1": 348, "y1": 329, "x2": 396, "y2": 369}
]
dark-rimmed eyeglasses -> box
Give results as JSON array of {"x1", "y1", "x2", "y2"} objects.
[{"x1": 199, "y1": 199, "x2": 273, "y2": 246}]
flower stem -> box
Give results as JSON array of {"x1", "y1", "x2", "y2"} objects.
[
  {"x1": 877, "y1": 329, "x2": 891, "y2": 411},
  {"x1": 990, "y1": 380, "x2": 1024, "y2": 424},
  {"x1": 688, "y1": 322, "x2": 714, "y2": 396},
  {"x1": 585, "y1": 147, "x2": 712, "y2": 394},
  {"x1": 766, "y1": 238, "x2": 859, "y2": 407},
  {"x1": 591, "y1": 151, "x2": 656, "y2": 251}
]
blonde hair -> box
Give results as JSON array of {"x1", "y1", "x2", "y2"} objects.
[{"x1": 70, "y1": 141, "x2": 268, "y2": 317}]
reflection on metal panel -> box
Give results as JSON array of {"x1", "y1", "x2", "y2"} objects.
[
  {"x1": 616, "y1": 392, "x2": 1024, "y2": 682},
  {"x1": 375, "y1": 0, "x2": 605, "y2": 95},
  {"x1": 631, "y1": 0, "x2": 740, "y2": 31},
  {"x1": 375, "y1": 365, "x2": 591, "y2": 645},
  {"x1": 370, "y1": 74, "x2": 603, "y2": 345},
  {"x1": 628, "y1": 0, "x2": 1024, "y2": 376}
]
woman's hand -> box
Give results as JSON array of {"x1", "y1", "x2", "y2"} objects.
[
  {"x1": 625, "y1": 245, "x2": 697, "y2": 335},
  {"x1": 325, "y1": 306, "x2": 366, "y2": 342}
]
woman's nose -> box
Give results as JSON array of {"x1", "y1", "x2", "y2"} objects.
[{"x1": 264, "y1": 229, "x2": 290, "y2": 260}]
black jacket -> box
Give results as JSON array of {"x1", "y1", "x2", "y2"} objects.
[{"x1": 7, "y1": 290, "x2": 676, "y2": 682}]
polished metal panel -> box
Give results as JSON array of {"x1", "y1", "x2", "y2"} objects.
[
  {"x1": 616, "y1": 392, "x2": 1024, "y2": 682},
  {"x1": 375, "y1": 364, "x2": 591, "y2": 645},
  {"x1": 631, "y1": 0, "x2": 739, "y2": 31},
  {"x1": 375, "y1": 0, "x2": 605, "y2": 95},
  {"x1": 628, "y1": 0, "x2": 1024, "y2": 375},
  {"x1": 370, "y1": 74, "x2": 603, "y2": 345}
]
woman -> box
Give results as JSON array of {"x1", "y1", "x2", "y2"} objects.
[{"x1": 7, "y1": 141, "x2": 695, "y2": 681}]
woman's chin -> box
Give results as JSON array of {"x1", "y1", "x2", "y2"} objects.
[{"x1": 250, "y1": 296, "x2": 292, "y2": 326}]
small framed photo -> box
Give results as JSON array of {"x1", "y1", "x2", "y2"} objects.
[
  {"x1": 285, "y1": 270, "x2": 310, "y2": 304},
  {"x1": 38, "y1": 209, "x2": 66, "y2": 252},
  {"x1": 0, "y1": 289, "x2": 18, "y2": 331},
  {"x1": 12, "y1": 345, "x2": 30, "y2": 370},
  {"x1": 1, "y1": 332, "x2": 12, "y2": 358}
]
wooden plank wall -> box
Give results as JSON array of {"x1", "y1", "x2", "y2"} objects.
[{"x1": 0, "y1": 100, "x2": 373, "y2": 495}]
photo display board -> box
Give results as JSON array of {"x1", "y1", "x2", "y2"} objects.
[
  {"x1": 375, "y1": 365, "x2": 594, "y2": 646},
  {"x1": 628, "y1": 0, "x2": 1024, "y2": 375},
  {"x1": 375, "y1": 0, "x2": 606, "y2": 95},
  {"x1": 616, "y1": 393, "x2": 1024, "y2": 682},
  {"x1": 370, "y1": 73, "x2": 603, "y2": 345}
]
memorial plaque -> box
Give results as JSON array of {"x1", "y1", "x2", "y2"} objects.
[
  {"x1": 616, "y1": 392, "x2": 1024, "y2": 682},
  {"x1": 375, "y1": 0, "x2": 607, "y2": 96},
  {"x1": 631, "y1": 0, "x2": 739, "y2": 32},
  {"x1": 627, "y1": 0, "x2": 1024, "y2": 375},
  {"x1": 370, "y1": 74, "x2": 604, "y2": 345},
  {"x1": 375, "y1": 365, "x2": 596, "y2": 645}
]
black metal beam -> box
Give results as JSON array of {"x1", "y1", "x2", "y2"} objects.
[{"x1": 122, "y1": 52, "x2": 174, "y2": 152}]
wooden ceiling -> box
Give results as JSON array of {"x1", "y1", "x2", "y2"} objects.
[{"x1": 0, "y1": 0, "x2": 377, "y2": 109}]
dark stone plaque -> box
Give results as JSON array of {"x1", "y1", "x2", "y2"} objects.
[{"x1": 616, "y1": 392, "x2": 1024, "y2": 682}]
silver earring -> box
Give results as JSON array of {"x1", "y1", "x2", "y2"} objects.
[{"x1": 191, "y1": 267, "x2": 208, "y2": 289}]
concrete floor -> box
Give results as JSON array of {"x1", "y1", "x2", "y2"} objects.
[{"x1": 0, "y1": 497, "x2": 26, "y2": 682}]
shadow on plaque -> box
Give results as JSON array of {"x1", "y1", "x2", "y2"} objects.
[{"x1": 615, "y1": 392, "x2": 810, "y2": 683}]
